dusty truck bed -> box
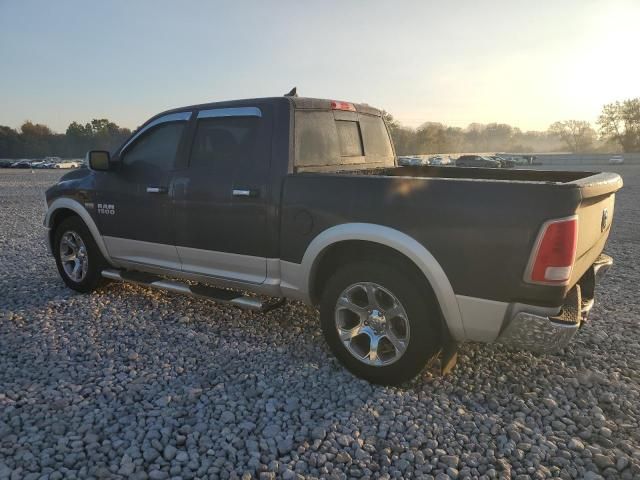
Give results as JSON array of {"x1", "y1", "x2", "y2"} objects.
[
  {"x1": 357, "y1": 165, "x2": 624, "y2": 289},
  {"x1": 338, "y1": 164, "x2": 614, "y2": 184},
  {"x1": 281, "y1": 166, "x2": 622, "y2": 307}
]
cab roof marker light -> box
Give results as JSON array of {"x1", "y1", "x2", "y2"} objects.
[{"x1": 331, "y1": 100, "x2": 357, "y2": 112}]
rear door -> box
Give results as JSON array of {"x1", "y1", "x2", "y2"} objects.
[{"x1": 171, "y1": 106, "x2": 271, "y2": 283}]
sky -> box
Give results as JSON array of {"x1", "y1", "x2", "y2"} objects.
[{"x1": 0, "y1": 0, "x2": 638, "y2": 133}]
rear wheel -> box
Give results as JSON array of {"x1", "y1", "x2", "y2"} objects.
[
  {"x1": 53, "y1": 216, "x2": 107, "y2": 293},
  {"x1": 320, "y1": 262, "x2": 442, "y2": 385}
]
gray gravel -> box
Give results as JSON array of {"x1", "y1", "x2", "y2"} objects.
[{"x1": 1, "y1": 166, "x2": 639, "y2": 480}]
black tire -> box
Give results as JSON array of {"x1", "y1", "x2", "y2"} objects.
[
  {"x1": 320, "y1": 261, "x2": 442, "y2": 385},
  {"x1": 53, "y1": 216, "x2": 107, "y2": 293}
]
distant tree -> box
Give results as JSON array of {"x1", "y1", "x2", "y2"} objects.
[
  {"x1": 483, "y1": 123, "x2": 514, "y2": 151},
  {"x1": 0, "y1": 126, "x2": 21, "y2": 158},
  {"x1": 20, "y1": 121, "x2": 54, "y2": 157},
  {"x1": 444, "y1": 126, "x2": 465, "y2": 152},
  {"x1": 416, "y1": 122, "x2": 447, "y2": 153},
  {"x1": 382, "y1": 110, "x2": 398, "y2": 131},
  {"x1": 66, "y1": 121, "x2": 90, "y2": 137},
  {"x1": 20, "y1": 121, "x2": 52, "y2": 138},
  {"x1": 463, "y1": 123, "x2": 487, "y2": 152},
  {"x1": 389, "y1": 126, "x2": 417, "y2": 155},
  {"x1": 597, "y1": 98, "x2": 640, "y2": 152},
  {"x1": 64, "y1": 119, "x2": 131, "y2": 156},
  {"x1": 548, "y1": 120, "x2": 596, "y2": 152},
  {"x1": 0, "y1": 118, "x2": 133, "y2": 159},
  {"x1": 383, "y1": 110, "x2": 418, "y2": 155}
]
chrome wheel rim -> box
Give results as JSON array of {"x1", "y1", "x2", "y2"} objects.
[
  {"x1": 59, "y1": 231, "x2": 88, "y2": 282},
  {"x1": 334, "y1": 282, "x2": 410, "y2": 366}
]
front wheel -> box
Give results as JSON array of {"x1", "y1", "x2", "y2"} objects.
[
  {"x1": 53, "y1": 216, "x2": 107, "y2": 293},
  {"x1": 320, "y1": 262, "x2": 442, "y2": 385}
]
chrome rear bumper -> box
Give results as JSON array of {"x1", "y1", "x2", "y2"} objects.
[
  {"x1": 497, "y1": 254, "x2": 612, "y2": 353},
  {"x1": 497, "y1": 310, "x2": 580, "y2": 353}
]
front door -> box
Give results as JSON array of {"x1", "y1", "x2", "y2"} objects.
[
  {"x1": 95, "y1": 112, "x2": 191, "y2": 270},
  {"x1": 172, "y1": 106, "x2": 271, "y2": 283}
]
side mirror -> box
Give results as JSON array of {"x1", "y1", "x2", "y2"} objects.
[{"x1": 86, "y1": 150, "x2": 111, "y2": 171}]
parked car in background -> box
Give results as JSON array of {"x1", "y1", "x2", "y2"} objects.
[
  {"x1": 428, "y1": 155, "x2": 452, "y2": 166},
  {"x1": 455, "y1": 155, "x2": 501, "y2": 168},
  {"x1": 0, "y1": 158, "x2": 82, "y2": 169},
  {"x1": 609, "y1": 155, "x2": 624, "y2": 165},
  {"x1": 53, "y1": 160, "x2": 81, "y2": 169},
  {"x1": 489, "y1": 155, "x2": 514, "y2": 168},
  {"x1": 398, "y1": 156, "x2": 426, "y2": 166},
  {"x1": 11, "y1": 160, "x2": 33, "y2": 169},
  {"x1": 497, "y1": 154, "x2": 532, "y2": 166}
]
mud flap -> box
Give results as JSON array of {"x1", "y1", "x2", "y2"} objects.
[{"x1": 439, "y1": 340, "x2": 458, "y2": 375}]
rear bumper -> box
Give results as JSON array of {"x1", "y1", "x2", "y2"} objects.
[{"x1": 497, "y1": 253, "x2": 612, "y2": 353}]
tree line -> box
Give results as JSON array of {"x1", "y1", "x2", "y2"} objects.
[
  {"x1": 0, "y1": 98, "x2": 638, "y2": 159},
  {"x1": 386, "y1": 97, "x2": 639, "y2": 155},
  {"x1": 0, "y1": 119, "x2": 132, "y2": 159}
]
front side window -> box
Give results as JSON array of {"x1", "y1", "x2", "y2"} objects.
[
  {"x1": 190, "y1": 117, "x2": 259, "y2": 168},
  {"x1": 122, "y1": 122, "x2": 185, "y2": 172}
]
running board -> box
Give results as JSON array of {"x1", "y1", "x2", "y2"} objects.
[{"x1": 101, "y1": 269, "x2": 285, "y2": 312}]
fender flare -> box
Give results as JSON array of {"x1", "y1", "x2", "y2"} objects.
[
  {"x1": 300, "y1": 223, "x2": 466, "y2": 341},
  {"x1": 44, "y1": 197, "x2": 114, "y2": 265}
]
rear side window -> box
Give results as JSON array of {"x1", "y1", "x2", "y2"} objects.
[
  {"x1": 335, "y1": 120, "x2": 363, "y2": 157},
  {"x1": 190, "y1": 117, "x2": 258, "y2": 168}
]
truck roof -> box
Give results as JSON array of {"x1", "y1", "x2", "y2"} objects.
[{"x1": 152, "y1": 96, "x2": 383, "y2": 119}]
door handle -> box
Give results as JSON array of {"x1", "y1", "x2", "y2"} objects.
[
  {"x1": 146, "y1": 186, "x2": 168, "y2": 194},
  {"x1": 232, "y1": 188, "x2": 259, "y2": 198}
]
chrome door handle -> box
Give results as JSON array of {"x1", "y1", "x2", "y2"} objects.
[
  {"x1": 146, "y1": 186, "x2": 168, "y2": 194},
  {"x1": 232, "y1": 189, "x2": 259, "y2": 197}
]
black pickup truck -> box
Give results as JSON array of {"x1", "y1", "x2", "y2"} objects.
[{"x1": 44, "y1": 95, "x2": 622, "y2": 384}]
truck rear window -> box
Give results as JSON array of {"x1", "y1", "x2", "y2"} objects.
[{"x1": 295, "y1": 110, "x2": 394, "y2": 170}]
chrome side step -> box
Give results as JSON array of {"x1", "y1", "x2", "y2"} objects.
[{"x1": 101, "y1": 269, "x2": 285, "y2": 312}]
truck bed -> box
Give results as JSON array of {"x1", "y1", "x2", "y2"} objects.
[
  {"x1": 281, "y1": 166, "x2": 622, "y2": 308},
  {"x1": 334, "y1": 164, "x2": 607, "y2": 184}
]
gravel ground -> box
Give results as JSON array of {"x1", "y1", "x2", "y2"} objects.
[{"x1": 0, "y1": 166, "x2": 638, "y2": 480}]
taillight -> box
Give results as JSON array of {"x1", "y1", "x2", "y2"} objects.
[
  {"x1": 525, "y1": 216, "x2": 578, "y2": 285},
  {"x1": 331, "y1": 100, "x2": 356, "y2": 112}
]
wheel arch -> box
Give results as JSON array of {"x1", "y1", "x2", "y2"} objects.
[
  {"x1": 45, "y1": 198, "x2": 114, "y2": 265},
  {"x1": 300, "y1": 223, "x2": 466, "y2": 341}
]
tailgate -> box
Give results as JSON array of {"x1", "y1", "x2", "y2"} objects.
[{"x1": 570, "y1": 172, "x2": 623, "y2": 285}]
